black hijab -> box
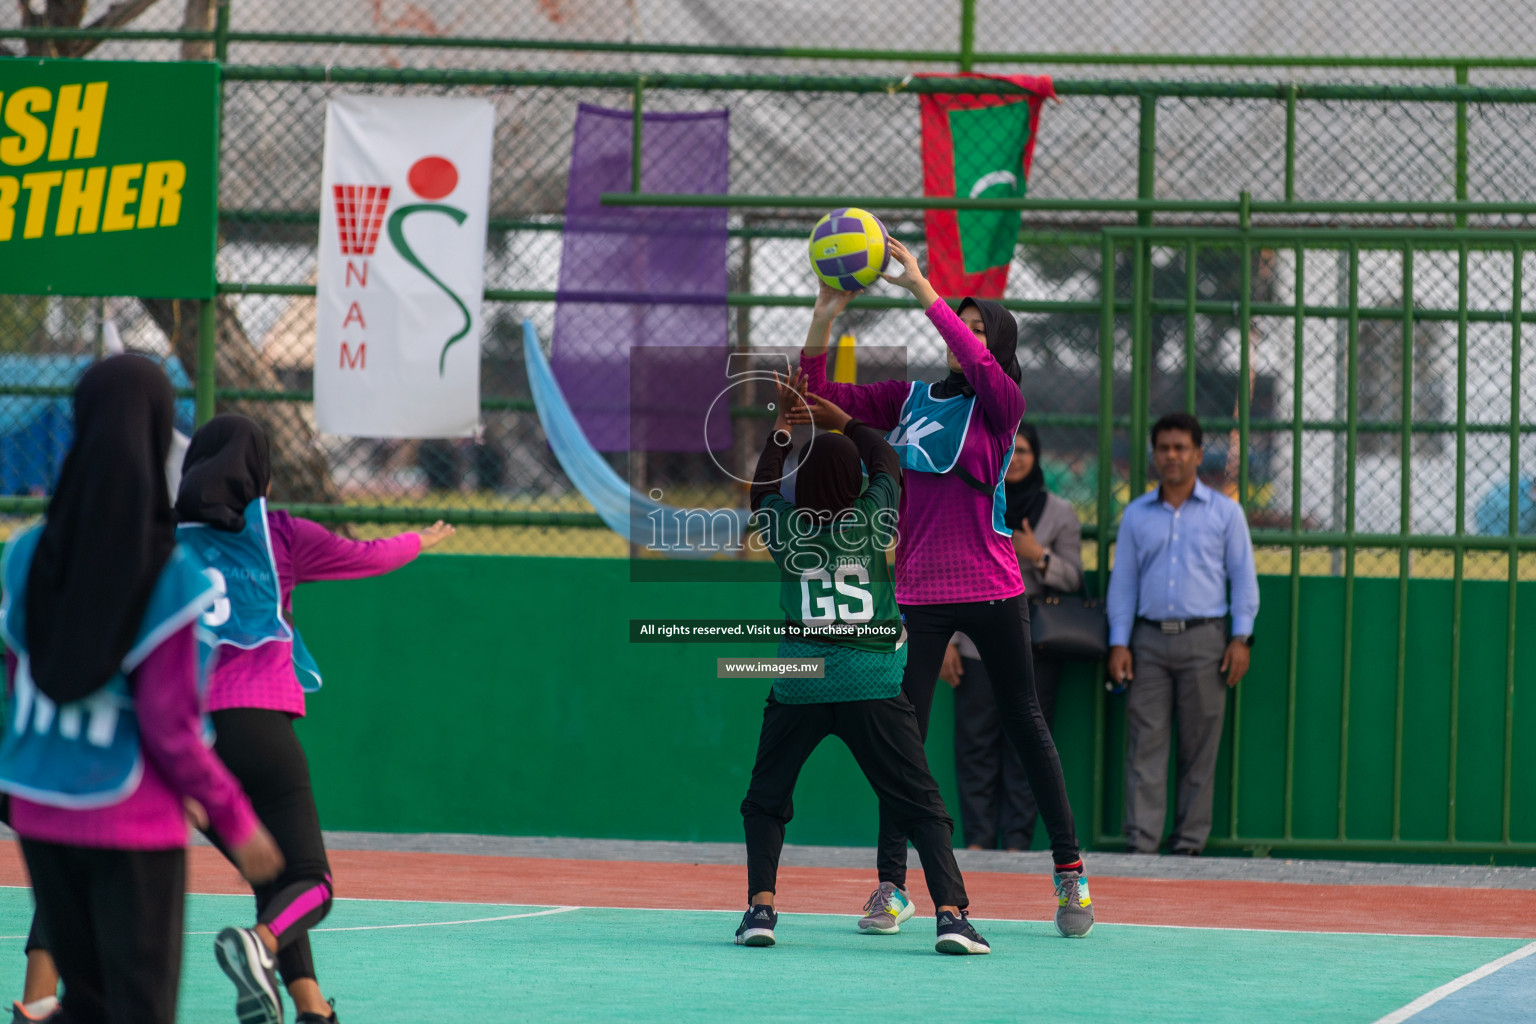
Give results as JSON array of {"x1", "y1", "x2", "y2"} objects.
[
  {"x1": 795, "y1": 430, "x2": 864, "y2": 517},
  {"x1": 176, "y1": 414, "x2": 272, "y2": 532},
  {"x1": 1003, "y1": 422, "x2": 1048, "y2": 531},
  {"x1": 25, "y1": 356, "x2": 178, "y2": 704},
  {"x1": 932, "y1": 297, "x2": 1022, "y2": 399}
]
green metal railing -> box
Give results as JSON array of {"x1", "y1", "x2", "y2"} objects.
[{"x1": 3, "y1": 26, "x2": 1535, "y2": 855}]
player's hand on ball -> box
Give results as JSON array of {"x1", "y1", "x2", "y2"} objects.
[
  {"x1": 880, "y1": 239, "x2": 926, "y2": 291},
  {"x1": 417, "y1": 520, "x2": 456, "y2": 550},
  {"x1": 812, "y1": 282, "x2": 856, "y2": 322}
]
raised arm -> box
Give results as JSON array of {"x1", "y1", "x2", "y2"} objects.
[
  {"x1": 799, "y1": 283, "x2": 910, "y2": 430},
  {"x1": 882, "y1": 239, "x2": 1023, "y2": 433}
]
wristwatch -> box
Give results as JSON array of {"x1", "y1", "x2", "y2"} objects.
[
  {"x1": 1233, "y1": 634, "x2": 1254, "y2": 648},
  {"x1": 1036, "y1": 551, "x2": 1052, "y2": 573}
]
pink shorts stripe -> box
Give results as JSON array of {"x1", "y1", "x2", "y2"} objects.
[{"x1": 269, "y1": 882, "x2": 331, "y2": 937}]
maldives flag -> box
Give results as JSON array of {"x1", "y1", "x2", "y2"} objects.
[{"x1": 920, "y1": 74, "x2": 1055, "y2": 298}]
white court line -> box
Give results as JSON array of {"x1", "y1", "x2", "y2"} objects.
[
  {"x1": 1371, "y1": 940, "x2": 1536, "y2": 1024},
  {"x1": 0, "y1": 905, "x2": 583, "y2": 941},
  {"x1": 185, "y1": 905, "x2": 582, "y2": 935}
]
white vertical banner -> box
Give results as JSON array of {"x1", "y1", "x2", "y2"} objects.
[{"x1": 315, "y1": 95, "x2": 493, "y2": 437}]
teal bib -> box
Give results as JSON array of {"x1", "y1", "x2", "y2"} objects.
[
  {"x1": 177, "y1": 500, "x2": 322, "y2": 693},
  {"x1": 0, "y1": 525, "x2": 217, "y2": 808},
  {"x1": 887, "y1": 382, "x2": 1012, "y2": 535}
]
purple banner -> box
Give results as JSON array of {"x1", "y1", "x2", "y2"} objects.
[{"x1": 553, "y1": 104, "x2": 731, "y2": 452}]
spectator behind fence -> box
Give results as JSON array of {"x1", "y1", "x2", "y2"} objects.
[
  {"x1": 1106, "y1": 412, "x2": 1258, "y2": 856},
  {"x1": 943, "y1": 423, "x2": 1084, "y2": 850}
]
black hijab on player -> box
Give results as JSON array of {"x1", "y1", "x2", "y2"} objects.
[
  {"x1": 794, "y1": 430, "x2": 865, "y2": 517},
  {"x1": 931, "y1": 296, "x2": 1022, "y2": 399},
  {"x1": 176, "y1": 414, "x2": 272, "y2": 532},
  {"x1": 1003, "y1": 422, "x2": 1048, "y2": 531},
  {"x1": 26, "y1": 356, "x2": 178, "y2": 705}
]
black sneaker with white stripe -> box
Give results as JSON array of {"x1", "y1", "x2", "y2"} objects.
[
  {"x1": 734, "y1": 905, "x2": 777, "y2": 946},
  {"x1": 934, "y1": 910, "x2": 991, "y2": 955},
  {"x1": 215, "y1": 926, "x2": 283, "y2": 1024}
]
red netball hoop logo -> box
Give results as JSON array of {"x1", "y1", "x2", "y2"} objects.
[{"x1": 332, "y1": 185, "x2": 392, "y2": 256}]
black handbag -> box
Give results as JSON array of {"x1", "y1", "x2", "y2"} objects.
[{"x1": 1028, "y1": 589, "x2": 1109, "y2": 662}]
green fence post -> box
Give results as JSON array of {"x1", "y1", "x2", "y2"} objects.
[
  {"x1": 1504, "y1": 245, "x2": 1522, "y2": 844},
  {"x1": 1092, "y1": 233, "x2": 1117, "y2": 848},
  {"x1": 1184, "y1": 239, "x2": 1197, "y2": 413},
  {"x1": 1229, "y1": 205, "x2": 1253, "y2": 842},
  {"x1": 1284, "y1": 245, "x2": 1304, "y2": 840},
  {"x1": 959, "y1": 0, "x2": 975, "y2": 72},
  {"x1": 631, "y1": 77, "x2": 645, "y2": 193},
  {"x1": 1392, "y1": 245, "x2": 1413, "y2": 841},
  {"x1": 1284, "y1": 84, "x2": 1298, "y2": 202},
  {"x1": 1338, "y1": 241, "x2": 1360, "y2": 842},
  {"x1": 1449, "y1": 241, "x2": 1468, "y2": 841},
  {"x1": 1455, "y1": 64, "x2": 1469, "y2": 229},
  {"x1": 1130, "y1": 95, "x2": 1157, "y2": 501},
  {"x1": 196, "y1": 0, "x2": 232, "y2": 428}
]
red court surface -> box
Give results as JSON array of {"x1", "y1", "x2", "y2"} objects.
[{"x1": 4, "y1": 842, "x2": 1525, "y2": 940}]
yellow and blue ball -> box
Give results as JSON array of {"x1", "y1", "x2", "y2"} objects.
[{"x1": 808, "y1": 207, "x2": 890, "y2": 291}]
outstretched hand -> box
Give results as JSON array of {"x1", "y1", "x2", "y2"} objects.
[
  {"x1": 879, "y1": 239, "x2": 940, "y2": 307},
  {"x1": 772, "y1": 368, "x2": 809, "y2": 435},
  {"x1": 812, "y1": 282, "x2": 856, "y2": 323},
  {"x1": 416, "y1": 520, "x2": 456, "y2": 550},
  {"x1": 783, "y1": 389, "x2": 852, "y2": 433}
]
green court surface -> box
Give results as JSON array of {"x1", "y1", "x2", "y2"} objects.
[{"x1": 0, "y1": 889, "x2": 1524, "y2": 1022}]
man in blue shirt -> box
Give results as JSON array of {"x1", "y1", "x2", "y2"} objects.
[{"x1": 1106, "y1": 412, "x2": 1259, "y2": 855}]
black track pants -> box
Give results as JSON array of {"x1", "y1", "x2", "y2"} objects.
[{"x1": 878, "y1": 596, "x2": 1080, "y2": 880}]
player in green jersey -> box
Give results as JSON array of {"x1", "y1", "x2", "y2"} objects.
[{"x1": 734, "y1": 371, "x2": 990, "y2": 956}]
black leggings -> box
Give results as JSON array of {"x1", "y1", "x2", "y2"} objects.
[
  {"x1": 878, "y1": 596, "x2": 1081, "y2": 879},
  {"x1": 741, "y1": 694, "x2": 968, "y2": 909},
  {"x1": 204, "y1": 708, "x2": 333, "y2": 987},
  {"x1": 22, "y1": 841, "x2": 184, "y2": 1024}
]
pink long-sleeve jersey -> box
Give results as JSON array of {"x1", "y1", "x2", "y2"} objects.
[
  {"x1": 802, "y1": 299, "x2": 1025, "y2": 605},
  {"x1": 206, "y1": 513, "x2": 421, "y2": 716}
]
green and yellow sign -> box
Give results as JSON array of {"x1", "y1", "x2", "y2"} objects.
[{"x1": 0, "y1": 59, "x2": 218, "y2": 298}]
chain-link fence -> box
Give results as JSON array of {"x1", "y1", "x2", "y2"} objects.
[
  {"x1": 2, "y1": 11, "x2": 1535, "y2": 576},
  {"x1": 10, "y1": 0, "x2": 1536, "y2": 80}
]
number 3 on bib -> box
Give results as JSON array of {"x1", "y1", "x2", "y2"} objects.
[
  {"x1": 202, "y1": 567, "x2": 232, "y2": 628},
  {"x1": 799, "y1": 565, "x2": 875, "y2": 626}
]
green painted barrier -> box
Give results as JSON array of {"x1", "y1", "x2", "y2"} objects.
[{"x1": 292, "y1": 555, "x2": 1535, "y2": 860}]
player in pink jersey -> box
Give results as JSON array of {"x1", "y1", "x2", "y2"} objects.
[
  {"x1": 174, "y1": 415, "x2": 453, "y2": 1024},
  {"x1": 1, "y1": 357, "x2": 283, "y2": 1024},
  {"x1": 796, "y1": 239, "x2": 1092, "y2": 938}
]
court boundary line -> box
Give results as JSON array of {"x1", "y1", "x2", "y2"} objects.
[
  {"x1": 1371, "y1": 939, "x2": 1536, "y2": 1023},
  {"x1": 0, "y1": 887, "x2": 1527, "y2": 941}
]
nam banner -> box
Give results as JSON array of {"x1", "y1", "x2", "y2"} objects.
[
  {"x1": 315, "y1": 95, "x2": 493, "y2": 438},
  {"x1": 919, "y1": 73, "x2": 1054, "y2": 299},
  {"x1": 0, "y1": 60, "x2": 217, "y2": 298}
]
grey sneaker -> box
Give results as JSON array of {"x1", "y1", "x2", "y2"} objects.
[
  {"x1": 857, "y1": 881, "x2": 915, "y2": 934},
  {"x1": 214, "y1": 926, "x2": 283, "y2": 1024},
  {"x1": 1053, "y1": 869, "x2": 1094, "y2": 938}
]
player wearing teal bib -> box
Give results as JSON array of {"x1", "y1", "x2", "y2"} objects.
[
  {"x1": 735, "y1": 373, "x2": 990, "y2": 955},
  {"x1": 0, "y1": 357, "x2": 281, "y2": 1024}
]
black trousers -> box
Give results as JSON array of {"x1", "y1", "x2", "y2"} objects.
[
  {"x1": 21, "y1": 840, "x2": 184, "y2": 1024},
  {"x1": 204, "y1": 708, "x2": 333, "y2": 987},
  {"x1": 879, "y1": 596, "x2": 1081, "y2": 880},
  {"x1": 741, "y1": 694, "x2": 968, "y2": 909},
  {"x1": 953, "y1": 653, "x2": 1063, "y2": 849}
]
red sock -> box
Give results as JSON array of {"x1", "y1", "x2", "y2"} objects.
[{"x1": 1054, "y1": 860, "x2": 1084, "y2": 874}]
